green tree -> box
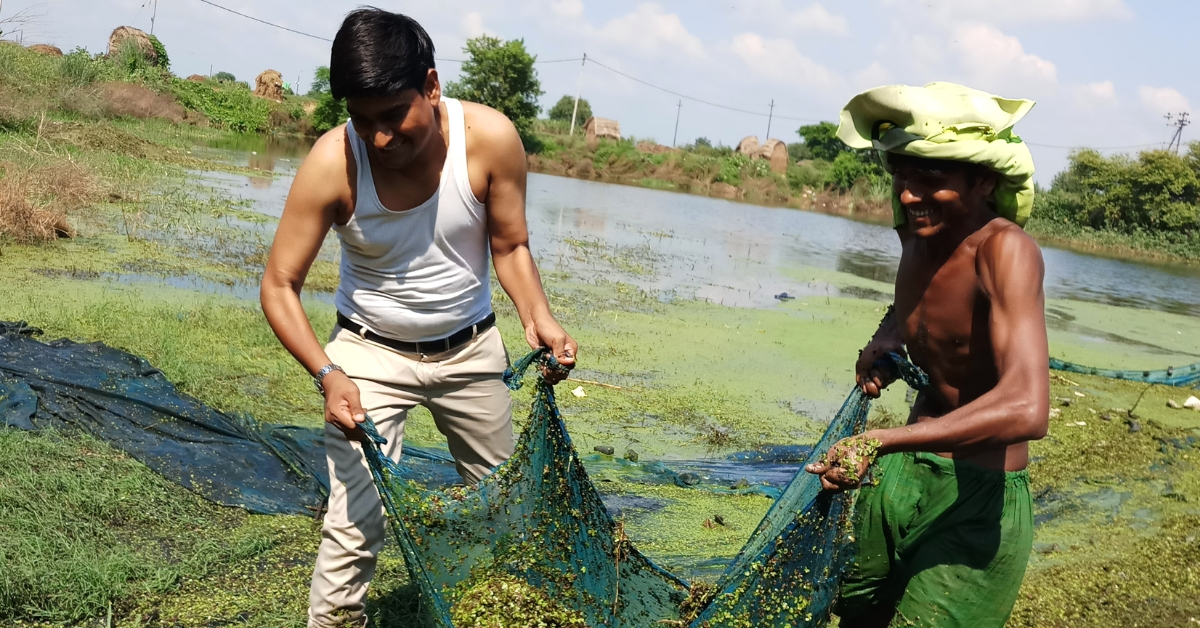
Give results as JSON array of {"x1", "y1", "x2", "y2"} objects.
[
  {"x1": 547, "y1": 95, "x2": 591, "y2": 123},
  {"x1": 796, "y1": 121, "x2": 848, "y2": 162},
  {"x1": 444, "y1": 35, "x2": 543, "y2": 135},
  {"x1": 695, "y1": 137, "x2": 712, "y2": 148},
  {"x1": 308, "y1": 66, "x2": 331, "y2": 97},
  {"x1": 1046, "y1": 147, "x2": 1200, "y2": 232},
  {"x1": 788, "y1": 142, "x2": 812, "y2": 162},
  {"x1": 213, "y1": 71, "x2": 236, "y2": 83}
]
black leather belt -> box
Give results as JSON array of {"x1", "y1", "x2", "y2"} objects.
[{"x1": 336, "y1": 311, "x2": 496, "y2": 355}]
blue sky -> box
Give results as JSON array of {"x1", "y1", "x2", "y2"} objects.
[{"x1": 3, "y1": 0, "x2": 1194, "y2": 181}]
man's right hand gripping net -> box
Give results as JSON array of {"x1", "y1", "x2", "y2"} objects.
[{"x1": 359, "y1": 348, "x2": 928, "y2": 627}]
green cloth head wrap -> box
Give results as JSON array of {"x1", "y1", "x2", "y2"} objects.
[{"x1": 837, "y1": 82, "x2": 1036, "y2": 228}]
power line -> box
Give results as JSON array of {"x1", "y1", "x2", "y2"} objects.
[
  {"x1": 190, "y1": 0, "x2": 578, "y2": 65},
  {"x1": 194, "y1": 0, "x2": 331, "y2": 42},
  {"x1": 1026, "y1": 141, "x2": 1164, "y2": 150}
]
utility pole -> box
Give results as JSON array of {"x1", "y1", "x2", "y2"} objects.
[
  {"x1": 569, "y1": 53, "x2": 587, "y2": 136},
  {"x1": 1166, "y1": 112, "x2": 1190, "y2": 154},
  {"x1": 672, "y1": 100, "x2": 682, "y2": 147},
  {"x1": 150, "y1": 0, "x2": 158, "y2": 35},
  {"x1": 765, "y1": 99, "x2": 775, "y2": 141}
]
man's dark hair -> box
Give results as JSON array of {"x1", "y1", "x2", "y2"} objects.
[{"x1": 329, "y1": 8, "x2": 436, "y2": 100}]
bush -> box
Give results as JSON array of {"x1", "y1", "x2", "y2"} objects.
[
  {"x1": 59, "y1": 48, "x2": 106, "y2": 85},
  {"x1": 826, "y1": 151, "x2": 885, "y2": 191},
  {"x1": 787, "y1": 142, "x2": 812, "y2": 162},
  {"x1": 110, "y1": 39, "x2": 154, "y2": 78},
  {"x1": 213, "y1": 71, "x2": 236, "y2": 83},
  {"x1": 168, "y1": 77, "x2": 270, "y2": 133},
  {"x1": 311, "y1": 92, "x2": 347, "y2": 134},
  {"x1": 715, "y1": 154, "x2": 748, "y2": 187},
  {"x1": 148, "y1": 35, "x2": 169, "y2": 70},
  {"x1": 1045, "y1": 146, "x2": 1200, "y2": 233}
]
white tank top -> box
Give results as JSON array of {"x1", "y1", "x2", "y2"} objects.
[{"x1": 333, "y1": 98, "x2": 492, "y2": 342}]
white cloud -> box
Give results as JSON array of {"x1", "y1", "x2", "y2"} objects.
[
  {"x1": 1071, "y1": 81, "x2": 1117, "y2": 110},
  {"x1": 791, "y1": 4, "x2": 849, "y2": 35},
  {"x1": 461, "y1": 12, "x2": 487, "y2": 38},
  {"x1": 596, "y1": 3, "x2": 704, "y2": 58},
  {"x1": 882, "y1": 0, "x2": 1131, "y2": 23},
  {"x1": 728, "y1": 33, "x2": 838, "y2": 91},
  {"x1": 853, "y1": 62, "x2": 890, "y2": 91},
  {"x1": 551, "y1": 0, "x2": 584, "y2": 19},
  {"x1": 1138, "y1": 86, "x2": 1190, "y2": 116},
  {"x1": 728, "y1": 1, "x2": 848, "y2": 36},
  {"x1": 948, "y1": 24, "x2": 1057, "y2": 92}
]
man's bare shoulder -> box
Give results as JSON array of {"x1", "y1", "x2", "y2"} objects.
[
  {"x1": 979, "y1": 220, "x2": 1041, "y2": 260},
  {"x1": 976, "y1": 219, "x2": 1045, "y2": 289},
  {"x1": 300, "y1": 124, "x2": 352, "y2": 174},
  {"x1": 459, "y1": 101, "x2": 522, "y2": 150}
]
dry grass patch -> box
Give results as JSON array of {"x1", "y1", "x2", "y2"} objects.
[
  {"x1": 98, "y1": 82, "x2": 190, "y2": 123},
  {"x1": 0, "y1": 160, "x2": 105, "y2": 243}
]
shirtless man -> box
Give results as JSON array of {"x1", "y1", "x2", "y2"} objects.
[
  {"x1": 258, "y1": 9, "x2": 575, "y2": 627},
  {"x1": 806, "y1": 83, "x2": 1050, "y2": 628}
]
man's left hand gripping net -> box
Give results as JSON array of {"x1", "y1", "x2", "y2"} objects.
[{"x1": 359, "y1": 349, "x2": 927, "y2": 627}]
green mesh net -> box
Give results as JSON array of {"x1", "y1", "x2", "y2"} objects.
[
  {"x1": 360, "y1": 349, "x2": 926, "y2": 627},
  {"x1": 1050, "y1": 357, "x2": 1200, "y2": 388}
]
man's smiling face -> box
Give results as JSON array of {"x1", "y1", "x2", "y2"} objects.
[
  {"x1": 346, "y1": 77, "x2": 440, "y2": 171},
  {"x1": 890, "y1": 156, "x2": 997, "y2": 238}
]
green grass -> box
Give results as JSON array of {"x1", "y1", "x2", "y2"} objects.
[{"x1": 0, "y1": 429, "x2": 290, "y2": 624}]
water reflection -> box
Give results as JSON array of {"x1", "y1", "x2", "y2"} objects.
[{"x1": 524, "y1": 174, "x2": 1200, "y2": 317}]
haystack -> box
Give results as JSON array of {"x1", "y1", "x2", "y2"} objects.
[
  {"x1": 186, "y1": 74, "x2": 207, "y2": 83},
  {"x1": 254, "y1": 69, "x2": 285, "y2": 102},
  {"x1": 736, "y1": 135, "x2": 760, "y2": 157},
  {"x1": 584, "y1": 117, "x2": 621, "y2": 142},
  {"x1": 106, "y1": 26, "x2": 157, "y2": 65},
  {"x1": 759, "y1": 139, "x2": 788, "y2": 174},
  {"x1": 27, "y1": 44, "x2": 63, "y2": 57}
]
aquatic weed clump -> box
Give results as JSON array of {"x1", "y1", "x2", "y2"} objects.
[{"x1": 449, "y1": 570, "x2": 587, "y2": 628}]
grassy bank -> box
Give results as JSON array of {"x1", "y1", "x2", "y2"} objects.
[{"x1": 525, "y1": 121, "x2": 893, "y2": 222}]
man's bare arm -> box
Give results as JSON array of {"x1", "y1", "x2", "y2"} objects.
[
  {"x1": 873, "y1": 228, "x2": 1050, "y2": 453},
  {"x1": 259, "y1": 128, "x2": 363, "y2": 430},
  {"x1": 475, "y1": 107, "x2": 577, "y2": 370}
]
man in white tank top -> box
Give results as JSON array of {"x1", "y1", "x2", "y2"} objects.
[{"x1": 258, "y1": 9, "x2": 577, "y2": 627}]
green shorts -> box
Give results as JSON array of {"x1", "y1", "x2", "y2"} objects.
[{"x1": 835, "y1": 452, "x2": 1034, "y2": 628}]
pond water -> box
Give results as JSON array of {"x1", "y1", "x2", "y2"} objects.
[{"x1": 196, "y1": 141, "x2": 1200, "y2": 314}]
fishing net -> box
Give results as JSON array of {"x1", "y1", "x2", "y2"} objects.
[
  {"x1": 0, "y1": 321, "x2": 461, "y2": 515},
  {"x1": 1051, "y1": 357, "x2": 1200, "y2": 388},
  {"x1": 360, "y1": 349, "x2": 929, "y2": 627}
]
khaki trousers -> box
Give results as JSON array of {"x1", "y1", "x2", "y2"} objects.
[{"x1": 307, "y1": 325, "x2": 515, "y2": 628}]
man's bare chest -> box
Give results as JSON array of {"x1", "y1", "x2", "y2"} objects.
[{"x1": 895, "y1": 254, "x2": 987, "y2": 369}]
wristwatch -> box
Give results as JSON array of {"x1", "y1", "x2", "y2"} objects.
[{"x1": 313, "y1": 364, "x2": 345, "y2": 394}]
